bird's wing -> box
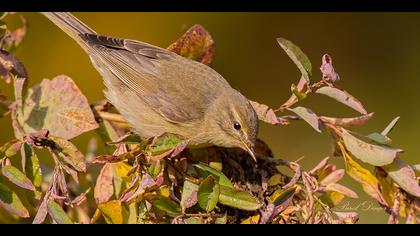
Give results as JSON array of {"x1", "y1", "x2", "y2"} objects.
[{"x1": 81, "y1": 34, "x2": 230, "y2": 124}]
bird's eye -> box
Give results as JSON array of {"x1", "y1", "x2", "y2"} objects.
[{"x1": 233, "y1": 122, "x2": 241, "y2": 130}]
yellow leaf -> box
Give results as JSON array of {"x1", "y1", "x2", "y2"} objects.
[
  {"x1": 98, "y1": 200, "x2": 124, "y2": 224},
  {"x1": 240, "y1": 214, "x2": 260, "y2": 224}
]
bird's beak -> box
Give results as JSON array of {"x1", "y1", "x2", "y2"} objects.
[{"x1": 241, "y1": 141, "x2": 257, "y2": 163}]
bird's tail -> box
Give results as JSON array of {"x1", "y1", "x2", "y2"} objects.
[{"x1": 41, "y1": 12, "x2": 96, "y2": 45}]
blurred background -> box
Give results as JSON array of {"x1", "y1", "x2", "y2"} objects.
[{"x1": 2, "y1": 12, "x2": 420, "y2": 223}]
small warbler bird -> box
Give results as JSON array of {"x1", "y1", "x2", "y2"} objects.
[{"x1": 41, "y1": 12, "x2": 259, "y2": 161}]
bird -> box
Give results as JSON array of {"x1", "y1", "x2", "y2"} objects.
[{"x1": 41, "y1": 12, "x2": 259, "y2": 162}]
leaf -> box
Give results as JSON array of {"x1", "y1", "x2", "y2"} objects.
[
  {"x1": 94, "y1": 163, "x2": 114, "y2": 204},
  {"x1": 185, "y1": 217, "x2": 204, "y2": 224},
  {"x1": 0, "y1": 50, "x2": 28, "y2": 82},
  {"x1": 13, "y1": 77, "x2": 27, "y2": 123},
  {"x1": 320, "y1": 113, "x2": 374, "y2": 127},
  {"x1": 47, "y1": 199, "x2": 73, "y2": 224},
  {"x1": 381, "y1": 116, "x2": 400, "y2": 136},
  {"x1": 107, "y1": 132, "x2": 142, "y2": 145},
  {"x1": 219, "y1": 185, "x2": 262, "y2": 211},
  {"x1": 289, "y1": 106, "x2": 322, "y2": 133},
  {"x1": 22, "y1": 75, "x2": 98, "y2": 140},
  {"x1": 145, "y1": 194, "x2": 181, "y2": 217},
  {"x1": 366, "y1": 132, "x2": 391, "y2": 145},
  {"x1": 277, "y1": 37, "x2": 312, "y2": 83},
  {"x1": 1, "y1": 165, "x2": 35, "y2": 191},
  {"x1": 325, "y1": 183, "x2": 358, "y2": 199},
  {"x1": 316, "y1": 87, "x2": 367, "y2": 115},
  {"x1": 32, "y1": 195, "x2": 49, "y2": 224},
  {"x1": 193, "y1": 162, "x2": 233, "y2": 187},
  {"x1": 342, "y1": 129, "x2": 401, "y2": 166},
  {"x1": 49, "y1": 136, "x2": 86, "y2": 172},
  {"x1": 320, "y1": 54, "x2": 340, "y2": 82},
  {"x1": 214, "y1": 213, "x2": 227, "y2": 224},
  {"x1": 334, "y1": 211, "x2": 359, "y2": 224},
  {"x1": 167, "y1": 24, "x2": 215, "y2": 65},
  {"x1": 320, "y1": 169, "x2": 345, "y2": 186},
  {"x1": 198, "y1": 176, "x2": 220, "y2": 212},
  {"x1": 1, "y1": 139, "x2": 22, "y2": 157},
  {"x1": 269, "y1": 187, "x2": 296, "y2": 207},
  {"x1": 321, "y1": 191, "x2": 345, "y2": 207},
  {"x1": 337, "y1": 142, "x2": 387, "y2": 206},
  {"x1": 0, "y1": 20, "x2": 6, "y2": 37},
  {"x1": 22, "y1": 143, "x2": 42, "y2": 188},
  {"x1": 249, "y1": 100, "x2": 281, "y2": 125},
  {"x1": 0, "y1": 183, "x2": 29, "y2": 218},
  {"x1": 240, "y1": 214, "x2": 260, "y2": 224},
  {"x1": 149, "y1": 133, "x2": 183, "y2": 156},
  {"x1": 180, "y1": 180, "x2": 199, "y2": 212},
  {"x1": 383, "y1": 158, "x2": 420, "y2": 198},
  {"x1": 98, "y1": 200, "x2": 124, "y2": 224},
  {"x1": 291, "y1": 83, "x2": 307, "y2": 100},
  {"x1": 267, "y1": 174, "x2": 283, "y2": 187}
]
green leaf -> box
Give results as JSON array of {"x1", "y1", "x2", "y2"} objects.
[
  {"x1": 193, "y1": 162, "x2": 233, "y2": 187},
  {"x1": 342, "y1": 129, "x2": 401, "y2": 166},
  {"x1": 289, "y1": 106, "x2": 322, "y2": 133},
  {"x1": 0, "y1": 183, "x2": 29, "y2": 218},
  {"x1": 338, "y1": 142, "x2": 387, "y2": 206},
  {"x1": 381, "y1": 116, "x2": 400, "y2": 136},
  {"x1": 22, "y1": 143, "x2": 42, "y2": 188},
  {"x1": 366, "y1": 132, "x2": 391, "y2": 145},
  {"x1": 167, "y1": 24, "x2": 215, "y2": 65},
  {"x1": 267, "y1": 174, "x2": 283, "y2": 186},
  {"x1": 291, "y1": 83, "x2": 307, "y2": 100},
  {"x1": 149, "y1": 133, "x2": 182, "y2": 156},
  {"x1": 22, "y1": 76, "x2": 99, "y2": 140},
  {"x1": 185, "y1": 217, "x2": 204, "y2": 224},
  {"x1": 218, "y1": 185, "x2": 262, "y2": 211},
  {"x1": 277, "y1": 37, "x2": 312, "y2": 83},
  {"x1": 316, "y1": 87, "x2": 367, "y2": 115},
  {"x1": 47, "y1": 199, "x2": 73, "y2": 224},
  {"x1": 0, "y1": 139, "x2": 22, "y2": 158},
  {"x1": 49, "y1": 136, "x2": 86, "y2": 172},
  {"x1": 198, "y1": 176, "x2": 220, "y2": 212},
  {"x1": 180, "y1": 180, "x2": 199, "y2": 212},
  {"x1": 1, "y1": 165, "x2": 35, "y2": 191},
  {"x1": 214, "y1": 212, "x2": 227, "y2": 224},
  {"x1": 270, "y1": 187, "x2": 296, "y2": 208},
  {"x1": 98, "y1": 200, "x2": 124, "y2": 224},
  {"x1": 145, "y1": 194, "x2": 181, "y2": 217},
  {"x1": 383, "y1": 158, "x2": 420, "y2": 198}
]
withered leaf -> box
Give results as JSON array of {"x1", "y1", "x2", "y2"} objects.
[
  {"x1": 381, "y1": 116, "x2": 400, "y2": 136},
  {"x1": 167, "y1": 24, "x2": 215, "y2": 65},
  {"x1": 94, "y1": 163, "x2": 114, "y2": 204},
  {"x1": 1, "y1": 165, "x2": 35, "y2": 191},
  {"x1": 320, "y1": 113, "x2": 374, "y2": 127},
  {"x1": 316, "y1": 87, "x2": 367, "y2": 115},
  {"x1": 383, "y1": 158, "x2": 420, "y2": 198},
  {"x1": 0, "y1": 49, "x2": 28, "y2": 82},
  {"x1": 22, "y1": 75, "x2": 98, "y2": 140},
  {"x1": 249, "y1": 100, "x2": 283, "y2": 125},
  {"x1": 338, "y1": 142, "x2": 387, "y2": 207},
  {"x1": 49, "y1": 136, "x2": 86, "y2": 172},
  {"x1": 180, "y1": 180, "x2": 199, "y2": 212},
  {"x1": 320, "y1": 54, "x2": 340, "y2": 82},
  {"x1": 325, "y1": 183, "x2": 358, "y2": 199},
  {"x1": 342, "y1": 129, "x2": 401, "y2": 166}
]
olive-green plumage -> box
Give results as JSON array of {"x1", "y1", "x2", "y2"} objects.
[{"x1": 41, "y1": 12, "x2": 259, "y2": 161}]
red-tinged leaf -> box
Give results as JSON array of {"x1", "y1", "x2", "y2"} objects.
[
  {"x1": 325, "y1": 183, "x2": 358, "y2": 199},
  {"x1": 249, "y1": 100, "x2": 282, "y2": 125},
  {"x1": 342, "y1": 128, "x2": 401, "y2": 166},
  {"x1": 277, "y1": 37, "x2": 312, "y2": 83},
  {"x1": 381, "y1": 116, "x2": 400, "y2": 136},
  {"x1": 61, "y1": 164, "x2": 78, "y2": 184},
  {"x1": 198, "y1": 176, "x2": 220, "y2": 212},
  {"x1": 383, "y1": 158, "x2": 420, "y2": 198},
  {"x1": 32, "y1": 194, "x2": 49, "y2": 224},
  {"x1": 289, "y1": 106, "x2": 322, "y2": 133},
  {"x1": 320, "y1": 54, "x2": 340, "y2": 82},
  {"x1": 316, "y1": 86, "x2": 367, "y2": 115},
  {"x1": 22, "y1": 75, "x2": 99, "y2": 140},
  {"x1": 47, "y1": 199, "x2": 73, "y2": 224},
  {"x1": 338, "y1": 142, "x2": 388, "y2": 207},
  {"x1": 167, "y1": 24, "x2": 215, "y2": 65},
  {"x1": 180, "y1": 180, "x2": 199, "y2": 212},
  {"x1": 13, "y1": 76, "x2": 27, "y2": 123},
  {"x1": 320, "y1": 113, "x2": 374, "y2": 127},
  {"x1": 98, "y1": 200, "x2": 124, "y2": 224},
  {"x1": 320, "y1": 169, "x2": 345, "y2": 186},
  {"x1": 49, "y1": 136, "x2": 86, "y2": 172},
  {"x1": 1, "y1": 165, "x2": 35, "y2": 191},
  {"x1": 0, "y1": 183, "x2": 29, "y2": 218},
  {"x1": 72, "y1": 188, "x2": 91, "y2": 206},
  {"x1": 3, "y1": 139, "x2": 22, "y2": 157},
  {"x1": 94, "y1": 163, "x2": 114, "y2": 204}
]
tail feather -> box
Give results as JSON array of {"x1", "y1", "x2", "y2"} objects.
[{"x1": 41, "y1": 12, "x2": 96, "y2": 45}]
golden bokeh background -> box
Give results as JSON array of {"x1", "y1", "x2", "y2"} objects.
[{"x1": 2, "y1": 12, "x2": 420, "y2": 223}]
